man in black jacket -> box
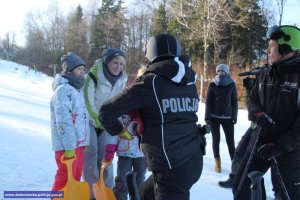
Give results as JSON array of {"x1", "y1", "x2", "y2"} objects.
[
  {"x1": 99, "y1": 33, "x2": 203, "y2": 200},
  {"x1": 233, "y1": 25, "x2": 300, "y2": 200}
]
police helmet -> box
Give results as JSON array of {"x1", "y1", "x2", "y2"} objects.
[
  {"x1": 145, "y1": 33, "x2": 181, "y2": 63},
  {"x1": 267, "y1": 25, "x2": 300, "y2": 55}
]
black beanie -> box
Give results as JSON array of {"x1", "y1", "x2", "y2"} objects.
[
  {"x1": 102, "y1": 48, "x2": 125, "y2": 64},
  {"x1": 61, "y1": 52, "x2": 86, "y2": 73}
]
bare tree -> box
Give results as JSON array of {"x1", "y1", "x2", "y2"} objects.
[
  {"x1": 168, "y1": 0, "x2": 237, "y2": 78},
  {"x1": 44, "y1": 1, "x2": 66, "y2": 52},
  {"x1": 124, "y1": 9, "x2": 151, "y2": 78},
  {"x1": 276, "y1": 0, "x2": 287, "y2": 25}
]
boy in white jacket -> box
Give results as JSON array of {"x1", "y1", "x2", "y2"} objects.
[{"x1": 50, "y1": 52, "x2": 90, "y2": 191}]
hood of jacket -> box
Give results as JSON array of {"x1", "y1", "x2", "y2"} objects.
[
  {"x1": 147, "y1": 55, "x2": 197, "y2": 85},
  {"x1": 52, "y1": 74, "x2": 68, "y2": 91}
]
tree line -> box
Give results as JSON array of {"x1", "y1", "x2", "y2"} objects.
[{"x1": 0, "y1": 0, "x2": 282, "y2": 84}]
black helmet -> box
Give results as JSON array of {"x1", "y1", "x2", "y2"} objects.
[
  {"x1": 145, "y1": 33, "x2": 181, "y2": 63},
  {"x1": 267, "y1": 25, "x2": 300, "y2": 55}
]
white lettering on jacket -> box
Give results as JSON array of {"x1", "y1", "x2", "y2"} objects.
[
  {"x1": 282, "y1": 81, "x2": 298, "y2": 88},
  {"x1": 161, "y1": 98, "x2": 199, "y2": 113}
]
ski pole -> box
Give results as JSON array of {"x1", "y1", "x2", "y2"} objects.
[
  {"x1": 248, "y1": 171, "x2": 264, "y2": 200},
  {"x1": 270, "y1": 157, "x2": 291, "y2": 200},
  {"x1": 234, "y1": 126, "x2": 262, "y2": 200}
]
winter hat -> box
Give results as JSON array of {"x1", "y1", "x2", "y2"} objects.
[
  {"x1": 216, "y1": 64, "x2": 230, "y2": 74},
  {"x1": 61, "y1": 52, "x2": 86, "y2": 73},
  {"x1": 102, "y1": 48, "x2": 125, "y2": 64}
]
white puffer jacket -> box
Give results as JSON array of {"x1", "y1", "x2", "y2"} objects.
[
  {"x1": 84, "y1": 60, "x2": 128, "y2": 145},
  {"x1": 83, "y1": 60, "x2": 128, "y2": 129},
  {"x1": 50, "y1": 75, "x2": 90, "y2": 151}
]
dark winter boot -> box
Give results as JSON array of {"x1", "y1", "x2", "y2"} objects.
[{"x1": 218, "y1": 177, "x2": 233, "y2": 188}]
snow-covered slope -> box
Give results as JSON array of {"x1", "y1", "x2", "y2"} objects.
[{"x1": 0, "y1": 60, "x2": 274, "y2": 199}]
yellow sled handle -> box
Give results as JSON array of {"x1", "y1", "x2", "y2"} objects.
[{"x1": 60, "y1": 156, "x2": 76, "y2": 185}]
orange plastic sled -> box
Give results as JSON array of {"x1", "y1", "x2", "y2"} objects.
[
  {"x1": 53, "y1": 157, "x2": 90, "y2": 200},
  {"x1": 93, "y1": 161, "x2": 116, "y2": 200}
]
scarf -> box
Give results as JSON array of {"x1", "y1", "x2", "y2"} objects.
[
  {"x1": 62, "y1": 72, "x2": 85, "y2": 90},
  {"x1": 103, "y1": 63, "x2": 123, "y2": 86},
  {"x1": 213, "y1": 74, "x2": 233, "y2": 86}
]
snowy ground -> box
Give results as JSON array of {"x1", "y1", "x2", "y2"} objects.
[{"x1": 0, "y1": 60, "x2": 274, "y2": 199}]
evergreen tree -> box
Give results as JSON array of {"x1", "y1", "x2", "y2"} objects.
[
  {"x1": 65, "y1": 5, "x2": 89, "y2": 59},
  {"x1": 91, "y1": 0, "x2": 126, "y2": 57},
  {"x1": 232, "y1": 0, "x2": 268, "y2": 66},
  {"x1": 151, "y1": 2, "x2": 168, "y2": 35}
]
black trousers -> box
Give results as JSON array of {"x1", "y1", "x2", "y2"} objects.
[
  {"x1": 232, "y1": 148, "x2": 300, "y2": 200},
  {"x1": 230, "y1": 127, "x2": 253, "y2": 179},
  {"x1": 139, "y1": 147, "x2": 203, "y2": 200},
  {"x1": 210, "y1": 117, "x2": 235, "y2": 160}
]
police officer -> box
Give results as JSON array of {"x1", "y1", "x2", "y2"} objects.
[
  {"x1": 99, "y1": 33, "x2": 203, "y2": 200},
  {"x1": 233, "y1": 25, "x2": 300, "y2": 200}
]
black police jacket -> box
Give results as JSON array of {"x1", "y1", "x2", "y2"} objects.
[
  {"x1": 99, "y1": 56, "x2": 202, "y2": 171},
  {"x1": 248, "y1": 54, "x2": 300, "y2": 153}
]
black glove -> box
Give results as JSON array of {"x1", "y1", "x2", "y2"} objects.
[
  {"x1": 95, "y1": 127, "x2": 104, "y2": 137},
  {"x1": 255, "y1": 112, "x2": 275, "y2": 130},
  {"x1": 197, "y1": 124, "x2": 209, "y2": 155},
  {"x1": 258, "y1": 143, "x2": 283, "y2": 160},
  {"x1": 199, "y1": 124, "x2": 211, "y2": 134},
  {"x1": 200, "y1": 136, "x2": 207, "y2": 155}
]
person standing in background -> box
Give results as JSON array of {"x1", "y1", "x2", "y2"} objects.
[
  {"x1": 50, "y1": 52, "x2": 90, "y2": 191},
  {"x1": 205, "y1": 64, "x2": 238, "y2": 173},
  {"x1": 83, "y1": 48, "x2": 128, "y2": 200}
]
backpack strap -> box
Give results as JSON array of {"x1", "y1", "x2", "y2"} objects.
[{"x1": 88, "y1": 71, "x2": 97, "y2": 87}]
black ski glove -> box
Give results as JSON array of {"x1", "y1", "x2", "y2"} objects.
[
  {"x1": 258, "y1": 143, "x2": 283, "y2": 160},
  {"x1": 197, "y1": 124, "x2": 210, "y2": 155},
  {"x1": 199, "y1": 124, "x2": 211, "y2": 134}
]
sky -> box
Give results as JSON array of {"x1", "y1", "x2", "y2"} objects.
[
  {"x1": 0, "y1": 59, "x2": 276, "y2": 199},
  {"x1": 0, "y1": 0, "x2": 97, "y2": 46},
  {"x1": 0, "y1": 0, "x2": 299, "y2": 47},
  {"x1": 271, "y1": 0, "x2": 300, "y2": 26}
]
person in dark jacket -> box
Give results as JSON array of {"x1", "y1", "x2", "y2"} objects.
[
  {"x1": 232, "y1": 25, "x2": 300, "y2": 200},
  {"x1": 218, "y1": 71, "x2": 264, "y2": 188},
  {"x1": 99, "y1": 33, "x2": 203, "y2": 200},
  {"x1": 205, "y1": 64, "x2": 238, "y2": 173}
]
